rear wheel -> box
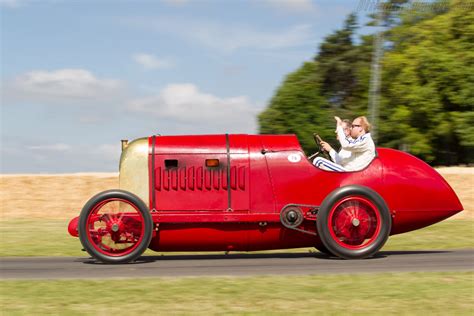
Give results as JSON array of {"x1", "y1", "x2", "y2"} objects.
[
  {"x1": 314, "y1": 241, "x2": 333, "y2": 256},
  {"x1": 78, "y1": 189, "x2": 153, "y2": 263},
  {"x1": 317, "y1": 186, "x2": 391, "y2": 259}
]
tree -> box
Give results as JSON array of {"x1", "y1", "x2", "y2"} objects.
[
  {"x1": 258, "y1": 0, "x2": 473, "y2": 165},
  {"x1": 378, "y1": 0, "x2": 474, "y2": 164},
  {"x1": 258, "y1": 62, "x2": 332, "y2": 152},
  {"x1": 259, "y1": 15, "x2": 368, "y2": 154},
  {"x1": 315, "y1": 13, "x2": 369, "y2": 116}
]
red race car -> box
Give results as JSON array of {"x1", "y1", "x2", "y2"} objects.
[{"x1": 68, "y1": 134, "x2": 463, "y2": 263}]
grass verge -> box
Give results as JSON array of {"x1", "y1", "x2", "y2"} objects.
[
  {"x1": 0, "y1": 219, "x2": 472, "y2": 257},
  {"x1": 1, "y1": 272, "x2": 473, "y2": 315}
]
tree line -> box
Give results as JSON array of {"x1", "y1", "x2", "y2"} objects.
[{"x1": 258, "y1": 0, "x2": 473, "y2": 165}]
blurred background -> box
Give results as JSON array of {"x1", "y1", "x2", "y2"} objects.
[
  {"x1": 2, "y1": 0, "x2": 472, "y2": 173},
  {"x1": 260, "y1": 0, "x2": 473, "y2": 166},
  {"x1": 1, "y1": 2, "x2": 473, "y2": 314}
]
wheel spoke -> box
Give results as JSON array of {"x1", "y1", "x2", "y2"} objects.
[
  {"x1": 329, "y1": 196, "x2": 381, "y2": 250},
  {"x1": 85, "y1": 197, "x2": 145, "y2": 257}
]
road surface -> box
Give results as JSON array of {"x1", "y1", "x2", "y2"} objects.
[{"x1": 1, "y1": 249, "x2": 473, "y2": 279}]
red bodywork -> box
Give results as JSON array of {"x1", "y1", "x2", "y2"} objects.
[{"x1": 69, "y1": 134, "x2": 463, "y2": 253}]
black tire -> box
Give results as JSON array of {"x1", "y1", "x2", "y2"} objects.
[
  {"x1": 78, "y1": 189, "x2": 153, "y2": 264},
  {"x1": 314, "y1": 241, "x2": 333, "y2": 256},
  {"x1": 317, "y1": 185, "x2": 391, "y2": 259}
]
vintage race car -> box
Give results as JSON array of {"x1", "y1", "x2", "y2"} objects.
[{"x1": 68, "y1": 134, "x2": 463, "y2": 263}]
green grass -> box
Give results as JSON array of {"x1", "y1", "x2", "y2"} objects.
[
  {"x1": 384, "y1": 219, "x2": 474, "y2": 250},
  {"x1": 0, "y1": 220, "x2": 84, "y2": 257},
  {"x1": 1, "y1": 272, "x2": 473, "y2": 315},
  {"x1": 0, "y1": 219, "x2": 472, "y2": 257}
]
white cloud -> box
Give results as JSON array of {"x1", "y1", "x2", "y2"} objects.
[
  {"x1": 3, "y1": 69, "x2": 125, "y2": 104},
  {"x1": 27, "y1": 143, "x2": 72, "y2": 152},
  {"x1": 193, "y1": 23, "x2": 313, "y2": 52},
  {"x1": 162, "y1": 0, "x2": 189, "y2": 6},
  {"x1": 128, "y1": 83, "x2": 260, "y2": 133},
  {"x1": 262, "y1": 0, "x2": 317, "y2": 13},
  {"x1": 132, "y1": 53, "x2": 174, "y2": 70},
  {"x1": 126, "y1": 17, "x2": 314, "y2": 53}
]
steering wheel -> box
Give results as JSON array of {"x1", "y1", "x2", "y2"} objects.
[{"x1": 308, "y1": 133, "x2": 330, "y2": 161}]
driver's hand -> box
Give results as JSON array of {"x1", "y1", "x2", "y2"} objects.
[{"x1": 320, "y1": 141, "x2": 332, "y2": 152}]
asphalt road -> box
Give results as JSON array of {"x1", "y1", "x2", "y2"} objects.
[{"x1": 1, "y1": 249, "x2": 473, "y2": 280}]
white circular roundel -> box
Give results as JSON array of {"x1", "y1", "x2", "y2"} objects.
[{"x1": 288, "y1": 153, "x2": 301, "y2": 163}]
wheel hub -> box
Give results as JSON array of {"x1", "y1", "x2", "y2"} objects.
[
  {"x1": 328, "y1": 196, "x2": 382, "y2": 250},
  {"x1": 352, "y1": 218, "x2": 360, "y2": 227},
  {"x1": 111, "y1": 223, "x2": 120, "y2": 232}
]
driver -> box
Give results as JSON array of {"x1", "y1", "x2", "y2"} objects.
[
  {"x1": 328, "y1": 119, "x2": 352, "y2": 165},
  {"x1": 313, "y1": 119, "x2": 352, "y2": 171},
  {"x1": 314, "y1": 116, "x2": 375, "y2": 172}
]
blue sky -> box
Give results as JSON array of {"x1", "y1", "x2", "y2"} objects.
[{"x1": 1, "y1": 0, "x2": 374, "y2": 173}]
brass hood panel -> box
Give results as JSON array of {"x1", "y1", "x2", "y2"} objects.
[{"x1": 119, "y1": 137, "x2": 149, "y2": 207}]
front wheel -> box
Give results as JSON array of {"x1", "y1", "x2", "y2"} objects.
[
  {"x1": 78, "y1": 189, "x2": 153, "y2": 263},
  {"x1": 317, "y1": 186, "x2": 391, "y2": 259}
]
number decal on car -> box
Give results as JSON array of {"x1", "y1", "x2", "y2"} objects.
[{"x1": 288, "y1": 153, "x2": 301, "y2": 163}]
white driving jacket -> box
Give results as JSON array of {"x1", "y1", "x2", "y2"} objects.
[
  {"x1": 329, "y1": 148, "x2": 352, "y2": 166},
  {"x1": 334, "y1": 126, "x2": 376, "y2": 171}
]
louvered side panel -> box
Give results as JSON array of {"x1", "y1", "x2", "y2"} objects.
[
  {"x1": 155, "y1": 167, "x2": 161, "y2": 191},
  {"x1": 213, "y1": 169, "x2": 220, "y2": 190},
  {"x1": 196, "y1": 167, "x2": 203, "y2": 190},
  {"x1": 187, "y1": 166, "x2": 194, "y2": 190},
  {"x1": 153, "y1": 154, "x2": 229, "y2": 211},
  {"x1": 238, "y1": 166, "x2": 246, "y2": 190},
  {"x1": 171, "y1": 168, "x2": 178, "y2": 190},
  {"x1": 179, "y1": 168, "x2": 186, "y2": 191},
  {"x1": 157, "y1": 166, "x2": 246, "y2": 192},
  {"x1": 204, "y1": 169, "x2": 212, "y2": 190},
  {"x1": 221, "y1": 169, "x2": 228, "y2": 190},
  {"x1": 163, "y1": 169, "x2": 170, "y2": 191},
  {"x1": 230, "y1": 166, "x2": 237, "y2": 190}
]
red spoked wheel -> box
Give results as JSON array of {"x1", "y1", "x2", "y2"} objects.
[
  {"x1": 79, "y1": 189, "x2": 153, "y2": 263},
  {"x1": 317, "y1": 186, "x2": 391, "y2": 259},
  {"x1": 329, "y1": 196, "x2": 381, "y2": 249}
]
